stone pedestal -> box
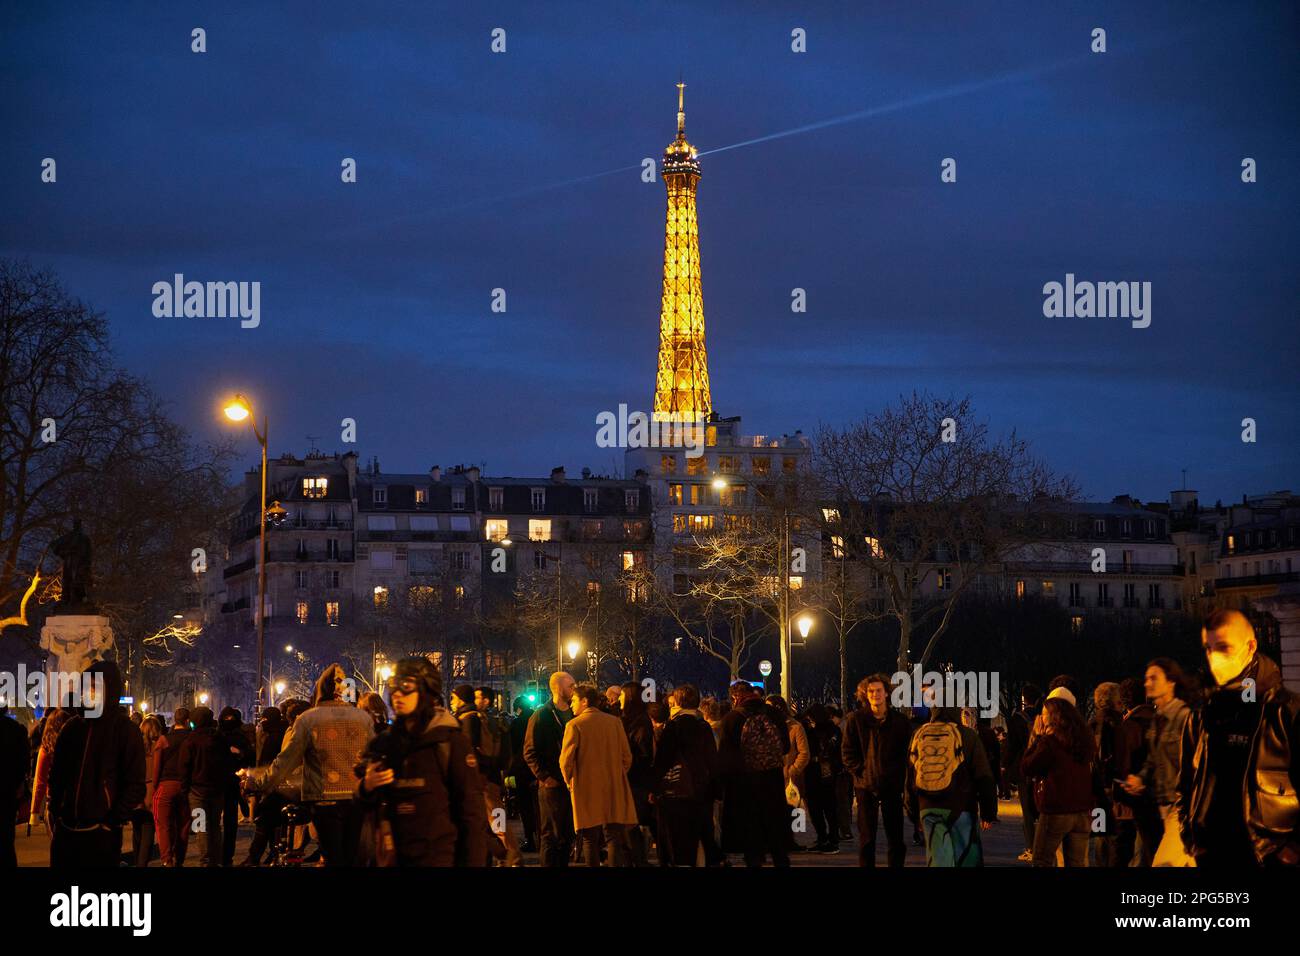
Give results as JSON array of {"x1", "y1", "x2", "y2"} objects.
[
  {"x1": 39, "y1": 614, "x2": 115, "y2": 679},
  {"x1": 1253, "y1": 583, "x2": 1300, "y2": 691}
]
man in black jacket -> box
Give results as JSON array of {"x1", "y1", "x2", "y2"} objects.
[
  {"x1": 523, "y1": 670, "x2": 575, "y2": 867},
  {"x1": 509, "y1": 697, "x2": 538, "y2": 852},
  {"x1": 179, "y1": 707, "x2": 228, "y2": 866},
  {"x1": 649, "y1": 683, "x2": 720, "y2": 866},
  {"x1": 48, "y1": 660, "x2": 145, "y2": 867},
  {"x1": 841, "y1": 674, "x2": 913, "y2": 867},
  {"x1": 718, "y1": 681, "x2": 790, "y2": 867},
  {"x1": 0, "y1": 700, "x2": 30, "y2": 868},
  {"x1": 1179, "y1": 610, "x2": 1300, "y2": 868}
]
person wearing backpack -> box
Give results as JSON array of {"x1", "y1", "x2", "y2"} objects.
[
  {"x1": 358, "y1": 658, "x2": 487, "y2": 866},
  {"x1": 905, "y1": 701, "x2": 998, "y2": 867},
  {"x1": 718, "y1": 681, "x2": 791, "y2": 867}
]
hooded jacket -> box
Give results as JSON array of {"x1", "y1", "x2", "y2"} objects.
[
  {"x1": 1178, "y1": 653, "x2": 1300, "y2": 864},
  {"x1": 358, "y1": 706, "x2": 487, "y2": 866},
  {"x1": 47, "y1": 661, "x2": 145, "y2": 829}
]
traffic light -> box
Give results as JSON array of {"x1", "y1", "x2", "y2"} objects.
[{"x1": 524, "y1": 679, "x2": 539, "y2": 705}]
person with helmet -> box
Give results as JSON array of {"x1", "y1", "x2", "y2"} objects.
[{"x1": 357, "y1": 656, "x2": 487, "y2": 866}]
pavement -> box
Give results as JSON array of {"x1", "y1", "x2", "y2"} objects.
[{"x1": 16, "y1": 796, "x2": 1032, "y2": 867}]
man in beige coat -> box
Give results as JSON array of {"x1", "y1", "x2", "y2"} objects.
[{"x1": 559, "y1": 684, "x2": 638, "y2": 866}]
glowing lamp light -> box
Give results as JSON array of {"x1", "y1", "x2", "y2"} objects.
[
  {"x1": 198, "y1": 692, "x2": 210, "y2": 705},
  {"x1": 139, "y1": 702, "x2": 149, "y2": 713},
  {"x1": 796, "y1": 615, "x2": 814, "y2": 640},
  {"x1": 565, "y1": 638, "x2": 582, "y2": 662},
  {"x1": 378, "y1": 665, "x2": 393, "y2": 683},
  {"x1": 274, "y1": 681, "x2": 286, "y2": 696},
  {"x1": 223, "y1": 398, "x2": 251, "y2": 422},
  {"x1": 711, "y1": 477, "x2": 728, "y2": 491}
]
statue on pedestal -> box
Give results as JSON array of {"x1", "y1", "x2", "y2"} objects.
[{"x1": 50, "y1": 518, "x2": 95, "y2": 613}]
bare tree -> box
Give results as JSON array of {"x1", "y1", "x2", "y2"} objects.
[{"x1": 813, "y1": 392, "x2": 1077, "y2": 672}]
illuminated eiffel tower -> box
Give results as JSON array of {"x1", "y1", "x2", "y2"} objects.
[{"x1": 653, "y1": 81, "x2": 712, "y2": 422}]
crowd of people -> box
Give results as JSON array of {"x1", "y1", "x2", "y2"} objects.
[{"x1": 3, "y1": 608, "x2": 1296, "y2": 868}]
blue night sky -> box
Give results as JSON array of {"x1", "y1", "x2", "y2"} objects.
[{"x1": 3, "y1": 1, "x2": 1297, "y2": 504}]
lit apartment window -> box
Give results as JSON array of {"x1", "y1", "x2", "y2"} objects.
[
  {"x1": 718, "y1": 455, "x2": 738, "y2": 473},
  {"x1": 529, "y1": 519, "x2": 551, "y2": 541},
  {"x1": 673, "y1": 513, "x2": 688, "y2": 534},
  {"x1": 751, "y1": 455, "x2": 771, "y2": 476},
  {"x1": 686, "y1": 456, "x2": 706, "y2": 476},
  {"x1": 326, "y1": 601, "x2": 339, "y2": 626},
  {"x1": 531, "y1": 488, "x2": 546, "y2": 512},
  {"x1": 415, "y1": 487, "x2": 427, "y2": 506},
  {"x1": 690, "y1": 485, "x2": 703, "y2": 506},
  {"x1": 1226, "y1": 534, "x2": 1235, "y2": 554},
  {"x1": 452, "y1": 487, "x2": 465, "y2": 511},
  {"x1": 373, "y1": 585, "x2": 389, "y2": 609},
  {"x1": 822, "y1": 508, "x2": 840, "y2": 523},
  {"x1": 688, "y1": 514, "x2": 714, "y2": 533},
  {"x1": 409, "y1": 585, "x2": 436, "y2": 608},
  {"x1": 1041, "y1": 581, "x2": 1055, "y2": 596},
  {"x1": 296, "y1": 601, "x2": 308, "y2": 624},
  {"x1": 303, "y1": 477, "x2": 328, "y2": 499},
  {"x1": 668, "y1": 484, "x2": 683, "y2": 505},
  {"x1": 489, "y1": 487, "x2": 503, "y2": 510},
  {"x1": 373, "y1": 486, "x2": 387, "y2": 505},
  {"x1": 584, "y1": 488, "x2": 598, "y2": 512},
  {"x1": 625, "y1": 489, "x2": 639, "y2": 513},
  {"x1": 782, "y1": 456, "x2": 797, "y2": 474},
  {"x1": 454, "y1": 585, "x2": 465, "y2": 608},
  {"x1": 661, "y1": 454, "x2": 677, "y2": 474},
  {"x1": 865, "y1": 536, "x2": 883, "y2": 558},
  {"x1": 831, "y1": 535, "x2": 845, "y2": 558},
  {"x1": 937, "y1": 568, "x2": 952, "y2": 590},
  {"x1": 623, "y1": 520, "x2": 644, "y2": 539},
  {"x1": 1071, "y1": 615, "x2": 1084, "y2": 635},
  {"x1": 622, "y1": 551, "x2": 635, "y2": 571},
  {"x1": 485, "y1": 519, "x2": 509, "y2": 542},
  {"x1": 1015, "y1": 580, "x2": 1026, "y2": 599},
  {"x1": 789, "y1": 576, "x2": 804, "y2": 590}
]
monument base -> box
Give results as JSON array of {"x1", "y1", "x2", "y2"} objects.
[{"x1": 40, "y1": 614, "x2": 115, "y2": 678}]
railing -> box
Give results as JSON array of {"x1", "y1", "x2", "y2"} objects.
[
  {"x1": 222, "y1": 557, "x2": 255, "y2": 579},
  {"x1": 1215, "y1": 571, "x2": 1300, "y2": 589},
  {"x1": 267, "y1": 550, "x2": 354, "y2": 563},
  {"x1": 1004, "y1": 562, "x2": 1184, "y2": 576}
]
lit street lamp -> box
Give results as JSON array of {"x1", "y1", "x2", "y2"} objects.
[
  {"x1": 565, "y1": 638, "x2": 582, "y2": 663},
  {"x1": 223, "y1": 392, "x2": 272, "y2": 712}
]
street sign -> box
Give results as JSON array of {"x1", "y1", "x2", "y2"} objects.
[{"x1": 759, "y1": 660, "x2": 772, "y2": 677}]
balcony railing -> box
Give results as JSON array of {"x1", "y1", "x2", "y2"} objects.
[
  {"x1": 267, "y1": 550, "x2": 354, "y2": 563},
  {"x1": 1215, "y1": 571, "x2": 1300, "y2": 589}
]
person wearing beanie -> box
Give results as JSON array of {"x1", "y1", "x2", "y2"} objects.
[
  {"x1": 217, "y1": 707, "x2": 253, "y2": 865},
  {"x1": 47, "y1": 660, "x2": 146, "y2": 867},
  {"x1": 358, "y1": 656, "x2": 487, "y2": 866},
  {"x1": 248, "y1": 662, "x2": 375, "y2": 866},
  {"x1": 178, "y1": 706, "x2": 228, "y2": 866}
]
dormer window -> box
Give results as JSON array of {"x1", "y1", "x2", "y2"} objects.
[
  {"x1": 303, "y1": 477, "x2": 328, "y2": 499},
  {"x1": 415, "y1": 487, "x2": 427, "y2": 507},
  {"x1": 373, "y1": 486, "x2": 387, "y2": 506}
]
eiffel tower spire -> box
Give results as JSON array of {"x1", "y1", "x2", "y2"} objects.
[{"x1": 653, "y1": 81, "x2": 712, "y2": 422}]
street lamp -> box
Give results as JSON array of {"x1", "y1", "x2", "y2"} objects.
[
  {"x1": 198, "y1": 692, "x2": 210, "y2": 706},
  {"x1": 565, "y1": 638, "x2": 582, "y2": 663},
  {"x1": 223, "y1": 392, "x2": 270, "y2": 713},
  {"x1": 796, "y1": 614, "x2": 814, "y2": 640}
]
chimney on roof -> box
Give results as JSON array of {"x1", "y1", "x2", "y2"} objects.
[
  {"x1": 466, "y1": 466, "x2": 480, "y2": 482},
  {"x1": 430, "y1": 465, "x2": 441, "y2": 482},
  {"x1": 581, "y1": 467, "x2": 591, "y2": 479},
  {"x1": 551, "y1": 466, "x2": 566, "y2": 482}
]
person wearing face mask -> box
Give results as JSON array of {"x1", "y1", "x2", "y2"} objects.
[
  {"x1": 1121, "y1": 657, "x2": 1192, "y2": 866},
  {"x1": 1178, "y1": 610, "x2": 1300, "y2": 868}
]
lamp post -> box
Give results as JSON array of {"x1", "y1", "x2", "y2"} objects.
[
  {"x1": 224, "y1": 393, "x2": 270, "y2": 712},
  {"x1": 501, "y1": 536, "x2": 567, "y2": 671}
]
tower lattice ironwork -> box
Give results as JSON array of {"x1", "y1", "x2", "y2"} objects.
[{"x1": 653, "y1": 81, "x2": 712, "y2": 422}]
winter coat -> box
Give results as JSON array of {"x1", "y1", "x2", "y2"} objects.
[
  {"x1": 559, "y1": 707, "x2": 638, "y2": 830},
  {"x1": 523, "y1": 700, "x2": 573, "y2": 786},
  {"x1": 841, "y1": 706, "x2": 912, "y2": 794},
  {"x1": 257, "y1": 700, "x2": 375, "y2": 802},
  {"x1": 649, "y1": 709, "x2": 718, "y2": 801},
  {"x1": 1021, "y1": 732, "x2": 1094, "y2": 815}
]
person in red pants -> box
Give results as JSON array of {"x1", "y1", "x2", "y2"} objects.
[{"x1": 151, "y1": 707, "x2": 192, "y2": 867}]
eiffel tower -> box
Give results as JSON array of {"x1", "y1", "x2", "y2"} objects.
[{"x1": 653, "y1": 81, "x2": 713, "y2": 423}]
